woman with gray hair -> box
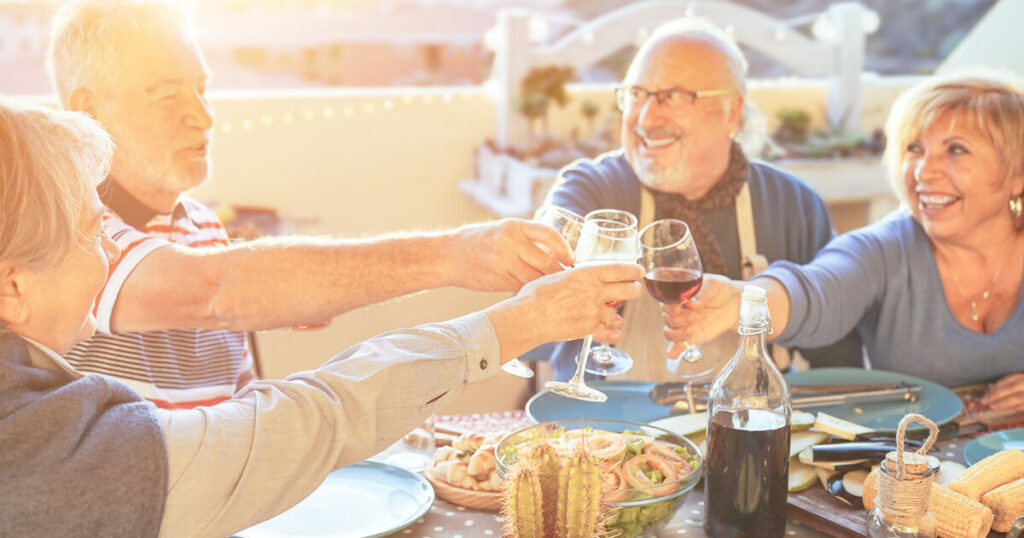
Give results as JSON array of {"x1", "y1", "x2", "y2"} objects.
[
  {"x1": 664, "y1": 70, "x2": 1024, "y2": 411},
  {"x1": 0, "y1": 101, "x2": 642, "y2": 536}
]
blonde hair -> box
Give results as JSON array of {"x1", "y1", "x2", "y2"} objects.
[
  {"x1": 884, "y1": 70, "x2": 1024, "y2": 204},
  {"x1": 0, "y1": 100, "x2": 114, "y2": 270},
  {"x1": 48, "y1": 0, "x2": 194, "y2": 107}
]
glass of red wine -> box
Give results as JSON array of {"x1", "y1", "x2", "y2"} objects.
[
  {"x1": 500, "y1": 206, "x2": 585, "y2": 379},
  {"x1": 639, "y1": 219, "x2": 710, "y2": 378},
  {"x1": 545, "y1": 213, "x2": 639, "y2": 402},
  {"x1": 579, "y1": 209, "x2": 638, "y2": 377}
]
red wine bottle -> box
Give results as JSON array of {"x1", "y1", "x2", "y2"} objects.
[{"x1": 704, "y1": 285, "x2": 792, "y2": 538}]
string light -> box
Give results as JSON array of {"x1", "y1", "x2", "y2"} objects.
[{"x1": 212, "y1": 90, "x2": 475, "y2": 135}]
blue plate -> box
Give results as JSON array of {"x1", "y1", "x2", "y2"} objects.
[
  {"x1": 963, "y1": 428, "x2": 1024, "y2": 466},
  {"x1": 236, "y1": 461, "x2": 434, "y2": 538},
  {"x1": 526, "y1": 380, "x2": 671, "y2": 423},
  {"x1": 785, "y1": 368, "x2": 962, "y2": 432}
]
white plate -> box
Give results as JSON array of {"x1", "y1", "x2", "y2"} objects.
[{"x1": 236, "y1": 461, "x2": 434, "y2": 538}]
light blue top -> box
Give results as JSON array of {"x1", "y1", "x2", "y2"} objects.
[{"x1": 763, "y1": 211, "x2": 1024, "y2": 386}]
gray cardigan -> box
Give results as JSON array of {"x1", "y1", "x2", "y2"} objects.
[
  {"x1": 763, "y1": 211, "x2": 1024, "y2": 386},
  {"x1": 0, "y1": 332, "x2": 167, "y2": 537}
]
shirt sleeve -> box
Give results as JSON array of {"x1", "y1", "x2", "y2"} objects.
[
  {"x1": 759, "y1": 225, "x2": 890, "y2": 349},
  {"x1": 155, "y1": 312, "x2": 499, "y2": 538},
  {"x1": 94, "y1": 210, "x2": 168, "y2": 334}
]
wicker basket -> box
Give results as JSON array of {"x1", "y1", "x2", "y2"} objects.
[{"x1": 424, "y1": 471, "x2": 503, "y2": 511}]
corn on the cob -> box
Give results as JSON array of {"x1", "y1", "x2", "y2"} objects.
[
  {"x1": 981, "y1": 476, "x2": 1024, "y2": 533},
  {"x1": 948, "y1": 449, "x2": 1024, "y2": 501},
  {"x1": 930, "y1": 482, "x2": 993, "y2": 538}
]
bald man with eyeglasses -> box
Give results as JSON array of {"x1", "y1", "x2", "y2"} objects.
[{"x1": 523, "y1": 18, "x2": 864, "y2": 383}]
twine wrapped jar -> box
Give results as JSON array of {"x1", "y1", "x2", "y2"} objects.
[{"x1": 866, "y1": 414, "x2": 939, "y2": 538}]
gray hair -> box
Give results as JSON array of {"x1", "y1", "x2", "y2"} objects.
[
  {"x1": 0, "y1": 100, "x2": 114, "y2": 270},
  {"x1": 629, "y1": 18, "x2": 769, "y2": 156},
  {"x1": 48, "y1": 0, "x2": 194, "y2": 107}
]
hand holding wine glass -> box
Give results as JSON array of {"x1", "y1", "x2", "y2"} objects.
[
  {"x1": 639, "y1": 219, "x2": 710, "y2": 379},
  {"x1": 500, "y1": 206, "x2": 584, "y2": 378},
  {"x1": 545, "y1": 212, "x2": 639, "y2": 402}
]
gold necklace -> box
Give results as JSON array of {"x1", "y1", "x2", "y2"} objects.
[{"x1": 949, "y1": 252, "x2": 1010, "y2": 322}]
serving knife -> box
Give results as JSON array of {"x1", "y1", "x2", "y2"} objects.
[{"x1": 654, "y1": 381, "x2": 922, "y2": 413}]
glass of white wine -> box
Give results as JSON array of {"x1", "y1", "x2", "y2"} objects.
[
  {"x1": 500, "y1": 205, "x2": 585, "y2": 378},
  {"x1": 544, "y1": 211, "x2": 639, "y2": 402}
]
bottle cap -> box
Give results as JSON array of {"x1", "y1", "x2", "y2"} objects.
[{"x1": 742, "y1": 285, "x2": 767, "y2": 301}]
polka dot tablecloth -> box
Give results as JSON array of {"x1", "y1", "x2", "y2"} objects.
[{"x1": 397, "y1": 487, "x2": 830, "y2": 537}]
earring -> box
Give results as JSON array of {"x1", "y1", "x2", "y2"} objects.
[{"x1": 1010, "y1": 194, "x2": 1023, "y2": 219}]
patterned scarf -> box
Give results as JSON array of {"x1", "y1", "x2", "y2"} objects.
[{"x1": 646, "y1": 142, "x2": 749, "y2": 274}]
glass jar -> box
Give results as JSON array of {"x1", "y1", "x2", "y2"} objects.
[{"x1": 866, "y1": 452, "x2": 937, "y2": 537}]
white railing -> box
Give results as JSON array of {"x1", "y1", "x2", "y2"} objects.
[{"x1": 491, "y1": 0, "x2": 878, "y2": 146}]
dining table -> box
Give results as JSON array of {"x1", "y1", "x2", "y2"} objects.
[{"x1": 390, "y1": 430, "x2": 1002, "y2": 538}]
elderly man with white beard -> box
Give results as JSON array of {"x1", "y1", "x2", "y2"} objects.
[{"x1": 526, "y1": 18, "x2": 864, "y2": 383}]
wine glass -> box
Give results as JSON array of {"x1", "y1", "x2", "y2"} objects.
[
  {"x1": 545, "y1": 213, "x2": 639, "y2": 402},
  {"x1": 500, "y1": 206, "x2": 584, "y2": 378},
  {"x1": 580, "y1": 209, "x2": 638, "y2": 377},
  {"x1": 638, "y1": 219, "x2": 710, "y2": 379}
]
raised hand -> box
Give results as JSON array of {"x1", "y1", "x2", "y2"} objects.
[
  {"x1": 484, "y1": 262, "x2": 642, "y2": 362},
  {"x1": 445, "y1": 219, "x2": 573, "y2": 293},
  {"x1": 662, "y1": 273, "x2": 743, "y2": 359}
]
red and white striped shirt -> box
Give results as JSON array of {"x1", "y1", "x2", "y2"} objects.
[{"x1": 65, "y1": 183, "x2": 254, "y2": 409}]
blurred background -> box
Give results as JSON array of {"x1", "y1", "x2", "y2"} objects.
[{"x1": 0, "y1": 0, "x2": 1019, "y2": 413}]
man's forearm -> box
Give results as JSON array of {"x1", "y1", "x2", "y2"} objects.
[{"x1": 111, "y1": 232, "x2": 459, "y2": 333}]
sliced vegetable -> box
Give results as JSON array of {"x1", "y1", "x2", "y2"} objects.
[
  {"x1": 789, "y1": 430, "x2": 830, "y2": 458},
  {"x1": 643, "y1": 441, "x2": 693, "y2": 474},
  {"x1": 813, "y1": 466, "x2": 834, "y2": 490},
  {"x1": 810, "y1": 441, "x2": 899, "y2": 462},
  {"x1": 646, "y1": 412, "x2": 708, "y2": 438},
  {"x1": 842, "y1": 469, "x2": 869, "y2": 498},
  {"x1": 813, "y1": 412, "x2": 875, "y2": 441},
  {"x1": 827, "y1": 469, "x2": 864, "y2": 509},
  {"x1": 565, "y1": 433, "x2": 626, "y2": 461},
  {"x1": 798, "y1": 447, "x2": 869, "y2": 471},
  {"x1": 621, "y1": 454, "x2": 680, "y2": 496},
  {"x1": 791, "y1": 410, "x2": 816, "y2": 431},
  {"x1": 788, "y1": 458, "x2": 819, "y2": 492},
  {"x1": 934, "y1": 460, "x2": 967, "y2": 487}
]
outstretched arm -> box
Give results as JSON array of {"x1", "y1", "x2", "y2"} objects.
[
  {"x1": 662, "y1": 274, "x2": 792, "y2": 358},
  {"x1": 110, "y1": 219, "x2": 574, "y2": 333},
  {"x1": 156, "y1": 262, "x2": 642, "y2": 537}
]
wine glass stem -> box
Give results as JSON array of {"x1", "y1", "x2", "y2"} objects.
[{"x1": 570, "y1": 334, "x2": 595, "y2": 383}]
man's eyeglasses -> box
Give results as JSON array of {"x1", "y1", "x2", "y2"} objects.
[{"x1": 615, "y1": 85, "x2": 737, "y2": 112}]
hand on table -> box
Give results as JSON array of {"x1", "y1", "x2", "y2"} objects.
[
  {"x1": 981, "y1": 372, "x2": 1024, "y2": 412},
  {"x1": 446, "y1": 219, "x2": 573, "y2": 293},
  {"x1": 661, "y1": 273, "x2": 742, "y2": 359}
]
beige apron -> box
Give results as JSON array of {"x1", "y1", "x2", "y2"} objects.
[{"x1": 614, "y1": 184, "x2": 790, "y2": 383}]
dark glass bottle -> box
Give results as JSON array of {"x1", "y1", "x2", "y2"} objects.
[{"x1": 704, "y1": 285, "x2": 792, "y2": 538}]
